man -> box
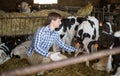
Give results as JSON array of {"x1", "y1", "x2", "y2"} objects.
[
  {"x1": 26, "y1": 12, "x2": 77, "y2": 58},
  {"x1": 27, "y1": 12, "x2": 78, "y2": 64},
  {"x1": 26, "y1": 12, "x2": 78, "y2": 75}
]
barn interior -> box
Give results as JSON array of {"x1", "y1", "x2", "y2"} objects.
[{"x1": 0, "y1": 0, "x2": 120, "y2": 76}]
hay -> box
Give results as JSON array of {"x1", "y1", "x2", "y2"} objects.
[
  {"x1": 0, "y1": 9, "x2": 71, "y2": 17},
  {"x1": 29, "y1": 9, "x2": 72, "y2": 17},
  {"x1": 0, "y1": 9, "x2": 71, "y2": 36},
  {"x1": 76, "y1": 2, "x2": 93, "y2": 17},
  {"x1": 0, "y1": 57, "x2": 110, "y2": 76}
]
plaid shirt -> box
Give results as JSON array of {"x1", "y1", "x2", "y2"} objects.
[{"x1": 26, "y1": 25, "x2": 77, "y2": 57}]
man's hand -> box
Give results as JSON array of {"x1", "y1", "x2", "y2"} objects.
[
  {"x1": 48, "y1": 52, "x2": 54, "y2": 58},
  {"x1": 75, "y1": 48, "x2": 83, "y2": 57},
  {"x1": 48, "y1": 52, "x2": 67, "y2": 61}
]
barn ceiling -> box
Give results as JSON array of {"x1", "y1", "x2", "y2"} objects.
[{"x1": 0, "y1": 0, "x2": 119, "y2": 12}]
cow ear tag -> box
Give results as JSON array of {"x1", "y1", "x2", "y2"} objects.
[
  {"x1": 76, "y1": 42, "x2": 80, "y2": 47},
  {"x1": 95, "y1": 43, "x2": 99, "y2": 48},
  {"x1": 99, "y1": 22, "x2": 103, "y2": 26},
  {"x1": 76, "y1": 42, "x2": 81, "y2": 49}
]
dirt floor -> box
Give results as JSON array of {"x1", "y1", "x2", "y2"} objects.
[{"x1": 0, "y1": 55, "x2": 110, "y2": 76}]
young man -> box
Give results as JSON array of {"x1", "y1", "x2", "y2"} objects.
[
  {"x1": 26, "y1": 12, "x2": 78, "y2": 75},
  {"x1": 26, "y1": 12, "x2": 77, "y2": 58}
]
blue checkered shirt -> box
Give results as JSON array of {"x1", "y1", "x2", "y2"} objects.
[{"x1": 26, "y1": 25, "x2": 77, "y2": 57}]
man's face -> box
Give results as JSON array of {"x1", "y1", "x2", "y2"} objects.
[{"x1": 52, "y1": 18, "x2": 62, "y2": 28}]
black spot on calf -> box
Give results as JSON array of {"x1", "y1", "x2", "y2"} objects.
[
  {"x1": 78, "y1": 30, "x2": 83, "y2": 39},
  {"x1": 92, "y1": 28, "x2": 96, "y2": 39},
  {"x1": 88, "y1": 20, "x2": 95, "y2": 28},
  {"x1": 74, "y1": 25, "x2": 79, "y2": 31},
  {"x1": 83, "y1": 33, "x2": 91, "y2": 40},
  {"x1": 60, "y1": 35, "x2": 64, "y2": 39}
]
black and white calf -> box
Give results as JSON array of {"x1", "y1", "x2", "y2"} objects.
[
  {"x1": 75, "y1": 16, "x2": 99, "y2": 54},
  {"x1": 91, "y1": 20, "x2": 120, "y2": 74},
  {"x1": 74, "y1": 16, "x2": 99, "y2": 66},
  {"x1": 99, "y1": 21, "x2": 120, "y2": 73},
  {"x1": 0, "y1": 39, "x2": 23, "y2": 65},
  {"x1": 53, "y1": 16, "x2": 83, "y2": 54}
]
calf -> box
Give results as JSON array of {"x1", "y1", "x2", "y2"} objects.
[
  {"x1": 92, "y1": 21, "x2": 120, "y2": 74},
  {"x1": 100, "y1": 22, "x2": 120, "y2": 73},
  {"x1": 11, "y1": 40, "x2": 31, "y2": 59},
  {"x1": 53, "y1": 16, "x2": 83, "y2": 54},
  {"x1": 74, "y1": 16, "x2": 99, "y2": 66},
  {"x1": 0, "y1": 39, "x2": 23, "y2": 65},
  {"x1": 92, "y1": 31, "x2": 120, "y2": 74}
]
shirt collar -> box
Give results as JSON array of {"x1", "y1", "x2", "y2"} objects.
[{"x1": 46, "y1": 25, "x2": 55, "y2": 33}]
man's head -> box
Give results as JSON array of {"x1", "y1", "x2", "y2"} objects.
[{"x1": 47, "y1": 12, "x2": 62, "y2": 29}]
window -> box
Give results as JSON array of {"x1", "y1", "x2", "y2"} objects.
[{"x1": 34, "y1": 0, "x2": 58, "y2": 4}]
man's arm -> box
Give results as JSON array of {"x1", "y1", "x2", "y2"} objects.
[{"x1": 56, "y1": 33, "x2": 77, "y2": 52}]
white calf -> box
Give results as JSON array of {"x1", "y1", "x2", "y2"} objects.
[{"x1": 11, "y1": 40, "x2": 31, "y2": 59}]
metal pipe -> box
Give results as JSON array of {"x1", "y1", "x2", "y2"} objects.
[{"x1": 1, "y1": 47, "x2": 120, "y2": 76}]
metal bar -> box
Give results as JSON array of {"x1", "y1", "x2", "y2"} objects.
[{"x1": 1, "y1": 47, "x2": 120, "y2": 76}]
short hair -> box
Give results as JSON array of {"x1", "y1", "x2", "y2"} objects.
[{"x1": 47, "y1": 12, "x2": 62, "y2": 24}]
